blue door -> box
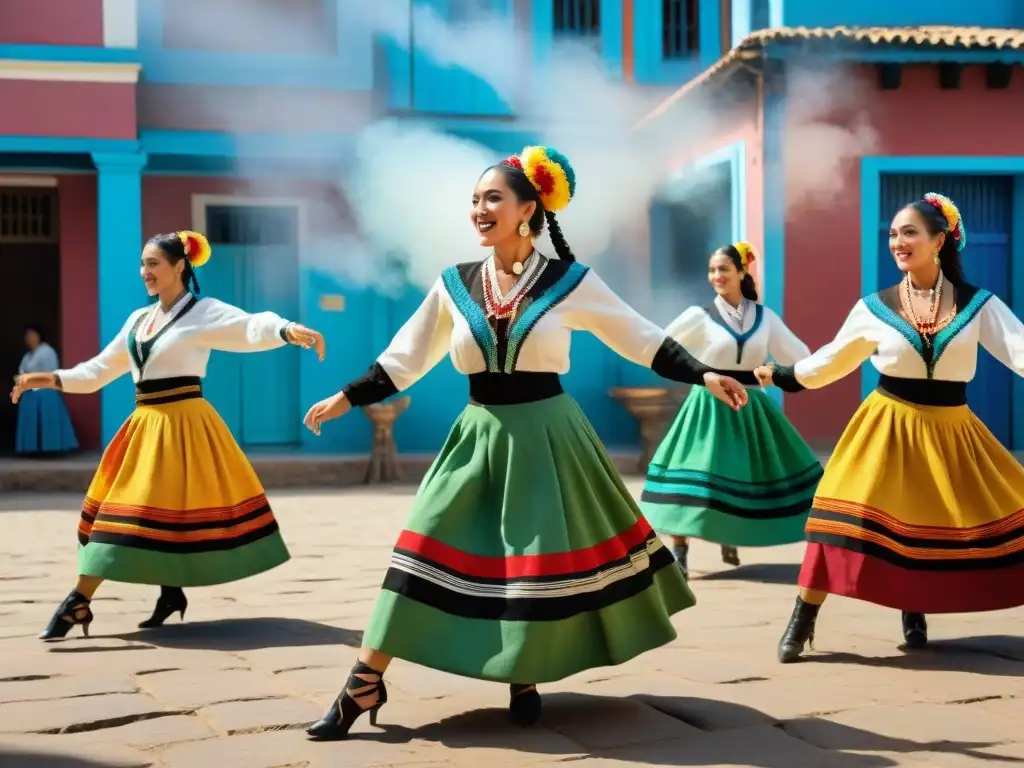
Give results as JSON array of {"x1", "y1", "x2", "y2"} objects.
[
  {"x1": 202, "y1": 206, "x2": 301, "y2": 448},
  {"x1": 878, "y1": 175, "x2": 1013, "y2": 447}
]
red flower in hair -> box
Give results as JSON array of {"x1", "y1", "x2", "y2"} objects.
[
  {"x1": 532, "y1": 165, "x2": 556, "y2": 195},
  {"x1": 502, "y1": 156, "x2": 523, "y2": 171}
]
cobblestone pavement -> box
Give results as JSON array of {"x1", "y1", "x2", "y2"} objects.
[{"x1": 1, "y1": 485, "x2": 1023, "y2": 768}]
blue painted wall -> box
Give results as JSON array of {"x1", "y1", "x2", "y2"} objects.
[
  {"x1": 634, "y1": 0, "x2": 722, "y2": 84},
  {"x1": 775, "y1": 0, "x2": 1022, "y2": 27}
]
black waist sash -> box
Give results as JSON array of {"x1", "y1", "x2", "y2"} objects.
[
  {"x1": 468, "y1": 372, "x2": 564, "y2": 406},
  {"x1": 877, "y1": 374, "x2": 967, "y2": 407},
  {"x1": 135, "y1": 376, "x2": 204, "y2": 406}
]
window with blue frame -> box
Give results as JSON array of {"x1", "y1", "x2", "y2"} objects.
[
  {"x1": 750, "y1": 0, "x2": 770, "y2": 31},
  {"x1": 554, "y1": 0, "x2": 600, "y2": 38},
  {"x1": 662, "y1": 0, "x2": 699, "y2": 59}
]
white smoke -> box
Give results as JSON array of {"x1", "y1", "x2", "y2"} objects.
[{"x1": 165, "y1": 2, "x2": 878, "y2": 299}]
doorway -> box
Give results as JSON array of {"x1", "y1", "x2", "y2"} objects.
[
  {"x1": 0, "y1": 187, "x2": 61, "y2": 454},
  {"x1": 198, "y1": 202, "x2": 302, "y2": 449}
]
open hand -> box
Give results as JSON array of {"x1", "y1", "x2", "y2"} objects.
[
  {"x1": 753, "y1": 365, "x2": 774, "y2": 387},
  {"x1": 11, "y1": 373, "x2": 54, "y2": 404},
  {"x1": 703, "y1": 373, "x2": 749, "y2": 411},
  {"x1": 302, "y1": 392, "x2": 351, "y2": 436},
  {"x1": 287, "y1": 324, "x2": 326, "y2": 362}
]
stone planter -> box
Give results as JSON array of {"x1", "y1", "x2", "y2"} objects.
[
  {"x1": 361, "y1": 396, "x2": 411, "y2": 484},
  {"x1": 609, "y1": 386, "x2": 688, "y2": 471}
]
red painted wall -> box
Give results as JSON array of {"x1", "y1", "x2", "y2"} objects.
[
  {"x1": 0, "y1": 0, "x2": 104, "y2": 46},
  {"x1": 784, "y1": 64, "x2": 1024, "y2": 442},
  {"x1": 57, "y1": 175, "x2": 101, "y2": 450},
  {"x1": 0, "y1": 81, "x2": 136, "y2": 139}
]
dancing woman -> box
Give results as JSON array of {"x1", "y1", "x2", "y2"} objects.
[
  {"x1": 13, "y1": 231, "x2": 325, "y2": 640},
  {"x1": 754, "y1": 194, "x2": 1024, "y2": 662},
  {"x1": 640, "y1": 241, "x2": 822, "y2": 578},
  {"x1": 301, "y1": 146, "x2": 749, "y2": 739}
]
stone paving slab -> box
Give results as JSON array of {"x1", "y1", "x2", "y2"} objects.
[{"x1": 0, "y1": 483, "x2": 1022, "y2": 768}]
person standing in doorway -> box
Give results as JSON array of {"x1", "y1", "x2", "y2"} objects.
[
  {"x1": 15, "y1": 325, "x2": 79, "y2": 455},
  {"x1": 640, "y1": 242, "x2": 823, "y2": 578},
  {"x1": 13, "y1": 231, "x2": 326, "y2": 640},
  {"x1": 756, "y1": 194, "x2": 1024, "y2": 662}
]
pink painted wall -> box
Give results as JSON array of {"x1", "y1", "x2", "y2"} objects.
[
  {"x1": 141, "y1": 177, "x2": 353, "y2": 237},
  {"x1": 664, "y1": 96, "x2": 766, "y2": 290},
  {"x1": 0, "y1": 82, "x2": 136, "y2": 139},
  {"x1": 0, "y1": 0, "x2": 104, "y2": 46},
  {"x1": 57, "y1": 175, "x2": 101, "y2": 450},
  {"x1": 784, "y1": 65, "x2": 1024, "y2": 442}
]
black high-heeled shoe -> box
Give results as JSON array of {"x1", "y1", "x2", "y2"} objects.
[
  {"x1": 721, "y1": 545, "x2": 740, "y2": 567},
  {"x1": 778, "y1": 597, "x2": 820, "y2": 663},
  {"x1": 901, "y1": 611, "x2": 928, "y2": 649},
  {"x1": 39, "y1": 590, "x2": 93, "y2": 641},
  {"x1": 510, "y1": 684, "x2": 542, "y2": 727},
  {"x1": 672, "y1": 543, "x2": 689, "y2": 579},
  {"x1": 138, "y1": 587, "x2": 188, "y2": 629},
  {"x1": 307, "y1": 662, "x2": 387, "y2": 741}
]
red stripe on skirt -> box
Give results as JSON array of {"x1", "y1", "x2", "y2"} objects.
[
  {"x1": 394, "y1": 518, "x2": 655, "y2": 579},
  {"x1": 799, "y1": 542, "x2": 1024, "y2": 614}
]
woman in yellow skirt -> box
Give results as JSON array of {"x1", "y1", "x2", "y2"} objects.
[
  {"x1": 755, "y1": 193, "x2": 1024, "y2": 662},
  {"x1": 12, "y1": 231, "x2": 325, "y2": 641}
]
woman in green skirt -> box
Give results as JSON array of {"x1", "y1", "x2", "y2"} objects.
[
  {"x1": 300, "y1": 146, "x2": 750, "y2": 740},
  {"x1": 640, "y1": 241, "x2": 823, "y2": 578}
]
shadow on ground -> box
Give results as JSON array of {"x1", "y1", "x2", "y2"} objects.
[
  {"x1": 810, "y1": 634, "x2": 1024, "y2": 672},
  {"x1": 354, "y1": 693, "x2": 1023, "y2": 766},
  {"x1": 51, "y1": 617, "x2": 362, "y2": 653},
  {"x1": 0, "y1": 752, "x2": 147, "y2": 768},
  {"x1": 697, "y1": 563, "x2": 800, "y2": 585}
]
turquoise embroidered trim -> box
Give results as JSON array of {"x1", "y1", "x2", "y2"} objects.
[
  {"x1": 442, "y1": 266, "x2": 499, "y2": 372},
  {"x1": 863, "y1": 289, "x2": 993, "y2": 378},
  {"x1": 931, "y1": 288, "x2": 992, "y2": 373},
  {"x1": 863, "y1": 293, "x2": 923, "y2": 357},
  {"x1": 714, "y1": 304, "x2": 764, "y2": 364},
  {"x1": 505, "y1": 261, "x2": 589, "y2": 373}
]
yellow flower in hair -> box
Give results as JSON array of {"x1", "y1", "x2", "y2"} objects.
[
  {"x1": 519, "y1": 145, "x2": 574, "y2": 213},
  {"x1": 178, "y1": 230, "x2": 212, "y2": 268},
  {"x1": 733, "y1": 240, "x2": 757, "y2": 270}
]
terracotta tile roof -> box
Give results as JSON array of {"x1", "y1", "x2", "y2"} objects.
[{"x1": 634, "y1": 26, "x2": 1024, "y2": 130}]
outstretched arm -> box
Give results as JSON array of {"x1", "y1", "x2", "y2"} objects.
[
  {"x1": 563, "y1": 270, "x2": 753, "y2": 406},
  {"x1": 765, "y1": 308, "x2": 811, "y2": 366},
  {"x1": 197, "y1": 299, "x2": 295, "y2": 353},
  {"x1": 978, "y1": 294, "x2": 1024, "y2": 377},
  {"x1": 47, "y1": 311, "x2": 143, "y2": 395},
  {"x1": 342, "y1": 276, "x2": 454, "y2": 407},
  {"x1": 761, "y1": 301, "x2": 879, "y2": 392}
]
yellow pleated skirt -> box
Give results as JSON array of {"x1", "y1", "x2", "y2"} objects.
[
  {"x1": 77, "y1": 377, "x2": 290, "y2": 586},
  {"x1": 800, "y1": 389, "x2": 1024, "y2": 613}
]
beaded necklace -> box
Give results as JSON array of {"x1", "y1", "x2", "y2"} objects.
[
  {"x1": 901, "y1": 272, "x2": 956, "y2": 345},
  {"x1": 482, "y1": 251, "x2": 544, "y2": 324}
]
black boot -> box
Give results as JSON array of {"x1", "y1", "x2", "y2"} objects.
[
  {"x1": 721, "y1": 545, "x2": 740, "y2": 566},
  {"x1": 307, "y1": 662, "x2": 387, "y2": 741},
  {"x1": 509, "y1": 684, "x2": 542, "y2": 727},
  {"x1": 138, "y1": 587, "x2": 188, "y2": 629},
  {"x1": 778, "y1": 597, "x2": 820, "y2": 663},
  {"x1": 39, "y1": 590, "x2": 93, "y2": 641},
  {"x1": 901, "y1": 611, "x2": 928, "y2": 649},
  {"x1": 672, "y1": 543, "x2": 690, "y2": 579}
]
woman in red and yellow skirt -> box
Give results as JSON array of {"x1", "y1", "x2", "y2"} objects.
[
  {"x1": 12, "y1": 231, "x2": 325, "y2": 640},
  {"x1": 756, "y1": 193, "x2": 1024, "y2": 661}
]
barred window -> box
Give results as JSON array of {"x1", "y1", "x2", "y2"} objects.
[
  {"x1": 662, "y1": 0, "x2": 699, "y2": 59},
  {"x1": 0, "y1": 189, "x2": 58, "y2": 244},
  {"x1": 554, "y1": 0, "x2": 600, "y2": 37}
]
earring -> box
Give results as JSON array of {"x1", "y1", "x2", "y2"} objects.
[
  {"x1": 518, "y1": 221, "x2": 530, "y2": 237},
  {"x1": 933, "y1": 252, "x2": 940, "y2": 265}
]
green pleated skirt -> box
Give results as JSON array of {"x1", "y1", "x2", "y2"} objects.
[
  {"x1": 640, "y1": 387, "x2": 823, "y2": 546},
  {"x1": 362, "y1": 393, "x2": 695, "y2": 684}
]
